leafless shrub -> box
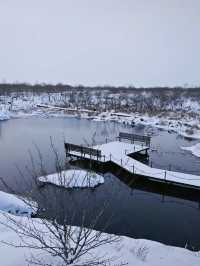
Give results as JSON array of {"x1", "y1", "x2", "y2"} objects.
[{"x1": 0, "y1": 141, "x2": 122, "y2": 266}]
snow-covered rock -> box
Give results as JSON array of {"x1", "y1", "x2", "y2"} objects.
[
  {"x1": 0, "y1": 191, "x2": 36, "y2": 217},
  {"x1": 38, "y1": 170, "x2": 104, "y2": 188}
]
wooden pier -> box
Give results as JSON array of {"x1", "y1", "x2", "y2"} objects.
[{"x1": 65, "y1": 132, "x2": 200, "y2": 190}]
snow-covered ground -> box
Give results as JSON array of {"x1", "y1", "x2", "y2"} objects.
[
  {"x1": 181, "y1": 143, "x2": 200, "y2": 158},
  {"x1": 0, "y1": 211, "x2": 199, "y2": 266},
  {"x1": 0, "y1": 190, "x2": 36, "y2": 217},
  {"x1": 38, "y1": 169, "x2": 104, "y2": 188},
  {"x1": 0, "y1": 91, "x2": 200, "y2": 139}
]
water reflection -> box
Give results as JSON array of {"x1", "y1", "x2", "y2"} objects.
[
  {"x1": 34, "y1": 170, "x2": 200, "y2": 250},
  {"x1": 0, "y1": 117, "x2": 199, "y2": 249}
]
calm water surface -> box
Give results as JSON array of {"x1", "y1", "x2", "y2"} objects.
[{"x1": 0, "y1": 117, "x2": 200, "y2": 249}]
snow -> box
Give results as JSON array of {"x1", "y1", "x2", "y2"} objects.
[
  {"x1": 93, "y1": 141, "x2": 148, "y2": 159},
  {"x1": 181, "y1": 143, "x2": 200, "y2": 158},
  {"x1": 38, "y1": 169, "x2": 104, "y2": 188},
  {"x1": 95, "y1": 141, "x2": 200, "y2": 189},
  {"x1": 0, "y1": 109, "x2": 10, "y2": 121},
  {"x1": 0, "y1": 212, "x2": 199, "y2": 266},
  {"x1": 179, "y1": 131, "x2": 200, "y2": 140},
  {"x1": 0, "y1": 190, "x2": 36, "y2": 217},
  {"x1": 0, "y1": 91, "x2": 200, "y2": 139},
  {"x1": 68, "y1": 141, "x2": 200, "y2": 189}
]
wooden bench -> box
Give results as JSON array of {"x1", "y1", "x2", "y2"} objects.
[
  {"x1": 65, "y1": 143, "x2": 102, "y2": 159},
  {"x1": 118, "y1": 132, "x2": 151, "y2": 146}
]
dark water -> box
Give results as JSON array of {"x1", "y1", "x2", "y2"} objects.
[{"x1": 0, "y1": 117, "x2": 200, "y2": 249}]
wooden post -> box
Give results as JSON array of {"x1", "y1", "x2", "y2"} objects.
[
  {"x1": 121, "y1": 159, "x2": 122, "y2": 165},
  {"x1": 162, "y1": 194, "x2": 165, "y2": 203},
  {"x1": 133, "y1": 165, "x2": 134, "y2": 174},
  {"x1": 164, "y1": 171, "x2": 167, "y2": 181}
]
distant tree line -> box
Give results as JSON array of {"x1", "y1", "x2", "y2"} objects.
[
  {"x1": 0, "y1": 83, "x2": 199, "y2": 115},
  {"x1": 0, "y1": 83, "x2": 200, "y2": 96}
]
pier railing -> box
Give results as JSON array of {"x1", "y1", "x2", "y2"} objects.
[{"x1": 107, "y1": 153, "x2": 200, "y2": 187}]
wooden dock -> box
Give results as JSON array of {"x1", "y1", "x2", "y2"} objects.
[{"x1": 65, "y1": 132, "x2": 200, "y2": 190}]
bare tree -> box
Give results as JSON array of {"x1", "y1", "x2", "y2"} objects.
[{"x1": 0, "y1": 141, "x2": 123, "y2": 266}]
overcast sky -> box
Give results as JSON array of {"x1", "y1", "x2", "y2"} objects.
[{"x1": 0, "y1": 0, "x2": 200, "y2": 87}]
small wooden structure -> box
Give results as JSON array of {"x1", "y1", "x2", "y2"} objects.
[
  {"x1": 118, "y1": 132, "x2": 151, "y2": 147},
  {"x1": 64, "y1": 133, "x2": 200, "y2": 190},
  {"x1": 65, "y1": 143, "x2": 104, "y2": 160}
]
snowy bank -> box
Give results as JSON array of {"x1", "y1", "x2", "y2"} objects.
[
  {"x1": 0, "y1": 212, "x2": 199, "y2": 266},
  {"x1": 0, "y1": 110, "x2": 10, "y2": 121},
  {"x1": 181, "y1": 143, "x2": 200, "y2": 158},
  {"x1": 0, "y1": 191, "x2": 36, "y2": 217},
  {"x1": 38, "y1": 169, "x2": 104, "y2": 188}
]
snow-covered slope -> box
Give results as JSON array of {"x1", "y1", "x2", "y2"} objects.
[
  {"x1": 0, "y1": 212, "x2": 199, "y2": 266},
  {"x1": 0, "y1": 191, "x2": 36, "y2": 217}
]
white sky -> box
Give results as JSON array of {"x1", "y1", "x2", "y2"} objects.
[{"x1": 0, "y1": 0, "x2": 200, "y2": 87}]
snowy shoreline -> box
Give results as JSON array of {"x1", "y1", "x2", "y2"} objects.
[
  {"x1": 0, "y1": 211, "x2": 199, "y2": 266},
  {"x1": 0, "y1": 90, "x2": 199, "y2": 140},
  {"x1": 1, "y1": 106, "x2": 200, "y2": 140},
  {"x1": 181, "y1": 143, "x2": 200, "y2": 158},
  {"x1": 0, "y1": 190, "x2": 37, "y2": 217}
]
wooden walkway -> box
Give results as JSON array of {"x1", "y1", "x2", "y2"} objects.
[{"x1": 65, "y1": 133, "x2": 200, "y2": 190}]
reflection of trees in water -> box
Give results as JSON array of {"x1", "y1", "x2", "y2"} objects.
[
  {"x1": 33, "y1": 170, "x2": 200, "y2": 251},
  {"x1": 91, "y1": 121, "x2": 129, "y2": 145},
  {"x1": 0, "y1": 122, "x2": 2, "y2": 138}
]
